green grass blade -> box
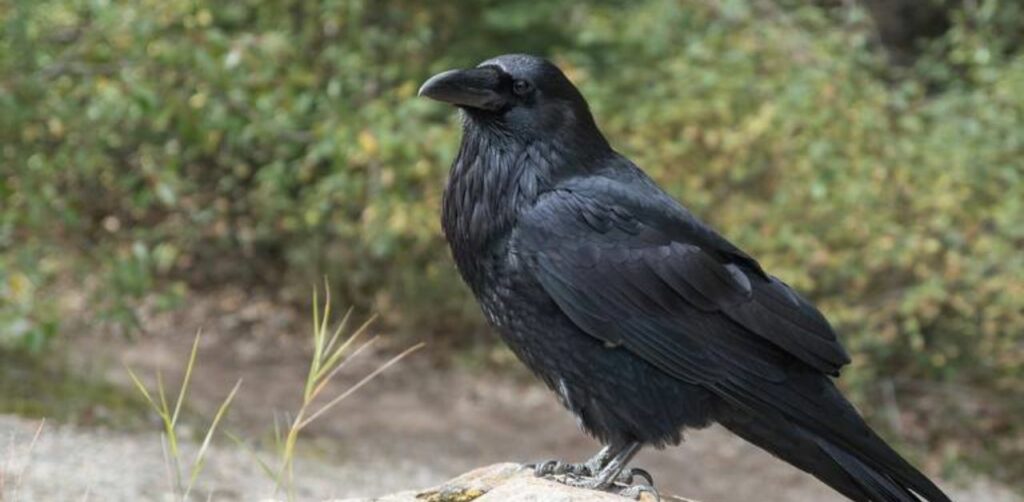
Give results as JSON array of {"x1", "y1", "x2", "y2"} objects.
[
  {"x1": 316, "y1": 314, "x2": 376, "y2": 383},
  {"x1": 306, "y1": 285, "x2": 323, "y2": 401},
  {"x1": 309, "y1": 337, "x2": 377, "y2": 399},
  {"x1": 322, "y1": 307, "x2": 354, "y2": 360},
  {"x1": 124, "y1": 364, "x2": 160, "y2": 413},
  {"x1": 156, "y1": 370, "x2": 170, "y2": 417},
  {"x1": 153, "y1": 370, "x2": 181, "y2": 462},
  {"x1": 172, "y1": 330, "x2": 203, "y2": 427},
  {"x1": 318, "y1": 278, "x2": 331, "y2": 351}
]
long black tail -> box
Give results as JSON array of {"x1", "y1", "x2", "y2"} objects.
[{"x1": 715, "y1": 376, "x2": 952, "y2": 502}]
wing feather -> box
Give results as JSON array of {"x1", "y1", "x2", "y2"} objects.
[{"x1": 515, "y1": 180, "x2": 850, "y2": 387}]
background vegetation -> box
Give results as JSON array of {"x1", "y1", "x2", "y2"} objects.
[{"x1": 1, "y1": 0, "x2": 1021, "y2": 487}]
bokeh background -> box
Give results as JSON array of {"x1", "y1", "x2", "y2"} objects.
[{"x1": 1, "y1": 0, "x2": 1022, "y2": 500}]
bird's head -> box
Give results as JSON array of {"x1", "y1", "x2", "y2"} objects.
[{"x1": 419, "y1": 54, "x2": 607, "y2": 149}]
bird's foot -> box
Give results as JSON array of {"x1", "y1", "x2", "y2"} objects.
[
  {"x1": 539, "y1": 464, "x2": 657, "y2": 500},
  {"x1": 526, "y1": 443, "x2": 654, "y2": 499},
  {"x1": 527, "y1": 459, "x2": 594, "y2": 478}
]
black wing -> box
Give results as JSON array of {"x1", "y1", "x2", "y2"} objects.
[
  {"x1": 512, "y1": 173, "x2": 954, "y2": 502},
  {"x1": 513, "y1": 174, "x2": 851, "y2": 384}
]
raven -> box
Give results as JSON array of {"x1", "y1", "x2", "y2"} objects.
[{"x1": 420, "y1": 54, "x2": 951, "y2": 502}]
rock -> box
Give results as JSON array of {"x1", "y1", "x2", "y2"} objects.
[{"x1": 334, "y1": 463, "x2": 700, "y2": 502}]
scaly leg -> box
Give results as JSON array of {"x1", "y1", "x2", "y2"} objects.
[
  {"x1": 566, "y1": 441, "x2": 659, "y2": 500},
  {"x1": 529, "y1": 441, "x2": 658, "y2": 500},
  {"x1": 530, "y1": 443, "x2": 620, "y2": 478},
  {"x1": 578, "y1": 441, "x2": 642, "y2": 490}
]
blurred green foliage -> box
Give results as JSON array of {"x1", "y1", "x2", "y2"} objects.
[
  {"x1": 1, "y1": 0, "x2": 1021, "y2": 484},
  {"x1": 0, "y1": 349, "x2": 148, "y2": 427}
]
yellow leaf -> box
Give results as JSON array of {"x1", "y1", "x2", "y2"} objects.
[
  {"x1": 47, "y1": 118, "x2": 64, "y2": 138},
  {"x1": 396, "y1": 81, "x2": 416, "y2": 99},
  {"x1": 358, "y1": 130, "x2": 379, "y2": 157},
  {"x1": 188, "y1": 92, "x2": 208, "y2": 109},
  {"x1": 196, "y1": 9, "x2": 213, "y2": 27},
  {"x1": 8, "y1": 272, "x2": 32, "y2": 304}
]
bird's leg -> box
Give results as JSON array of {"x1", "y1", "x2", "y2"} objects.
[
  {"x1": 583, "y1": 443, "x2": 617, "y2": 475},
  {"x1": 531, "y1": 441, "x2": 657, "y2": 499},
  {"x1": 530, "y1": 443, "x2": 619, "y2": 478},
  {"x1": 562, "y1": 441, "x2": 659, "y2": 499},
  {"x1": 581, "y1": 441, "x2": 643, "y2": 490}
]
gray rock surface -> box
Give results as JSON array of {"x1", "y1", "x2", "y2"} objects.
[{"x1": 334, "y1": 463, "x2": 698, "y2": 502}]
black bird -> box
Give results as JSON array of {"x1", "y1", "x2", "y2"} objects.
[{"x1": 419, "y1": 54, "x2": 951, "y2": 502}]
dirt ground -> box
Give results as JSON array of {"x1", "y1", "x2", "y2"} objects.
[{"x1": 1, "y1": 288, "x2": 1020, "y2": 501}]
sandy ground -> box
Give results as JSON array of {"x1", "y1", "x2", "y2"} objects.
[{"x1": 1, "y1": 288, "x2": 1020, "y2": 501}]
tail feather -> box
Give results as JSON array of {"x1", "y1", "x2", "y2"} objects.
[
  {"x1": 816, "y1": 437, "x2": 919, "y2": 502},
  {"x1": 717, "y1": 400, "x2": 951, "y2": 502},
  {"x1": 814, "y1": 415, "x2": 951, "y2": 502},
  {"x1": 719, "y1": 412, "x2": 877, "y2": 501}
]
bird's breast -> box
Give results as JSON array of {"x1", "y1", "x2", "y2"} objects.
[{"x1": 441, "y1": 146, "x2": 548, "y2": 289}]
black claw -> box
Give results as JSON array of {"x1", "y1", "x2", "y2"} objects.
[
  {"x1": 569, "y1": 463, "x2": 592, "y2": 476},
  {"x1": 529, "y1": 456, "x2": 657, "y2": 500},
  {"x1": 530, "y1": 459, "x2": 559, "y2": 477},
  {"x1": 528, "y1": 459, "x2": 595, "y2": 478},
  {"x1": 618, "y1": 467, "x2": 655, "y2": 486}
]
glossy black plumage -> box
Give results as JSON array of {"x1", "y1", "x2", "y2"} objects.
[{"x1": 424, "y1": 54, "x2": 951, "y2": 502}]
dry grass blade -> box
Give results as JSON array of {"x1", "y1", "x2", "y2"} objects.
[
  {"x1": 298, "y1": 342, "x2": 424, "y2": 429},
  {"x1": 184, "y1": 379, "x2": 243, "y2": 500},
  {"x1": 6, "y1": 419, "x2": 46, "y2": 502}
]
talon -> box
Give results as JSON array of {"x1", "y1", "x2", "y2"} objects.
[
  {"x1": 528, "y1": 459, "x2": 596, "y2": 479},
  {"x1": 528, "y1": 443, "x2": 651, "y2": 494},
  {"x1": 530, "y1": 459, "x2": 559, "y2": 477},
  {"x1": 617, "y1": 467, "x2": 654, "y2": 486},
  {"x1": 550, "y1": 461, "x2": 572, "y2": 475},
  {"x1": 568, "y1": 462, "x2": 591, "y2": 477}
]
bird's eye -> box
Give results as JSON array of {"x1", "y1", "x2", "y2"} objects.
[{"x1": 512, "y1": 79, "x2": 533, "y2": 96}]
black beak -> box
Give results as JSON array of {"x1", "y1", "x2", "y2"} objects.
[{"x1": 418, "y1": 67, "x2": 507, "y2": 111}]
